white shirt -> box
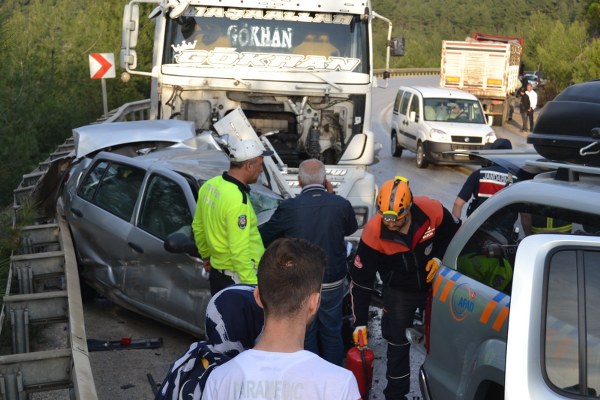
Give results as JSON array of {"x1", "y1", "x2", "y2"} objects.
[
  {"x1": 202, "y1": 349, "x2": 362, "y2": 400},
  {"x1": 527, "y1": 89, "x2": 538, "y2": 110}
]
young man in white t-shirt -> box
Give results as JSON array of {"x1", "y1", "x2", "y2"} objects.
[{"x1": 202, "y1": 237, "x2": 362, "y2": 400}]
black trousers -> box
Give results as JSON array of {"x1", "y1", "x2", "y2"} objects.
[
  {"x1": 381, "y1": 287, "x2": 427, "y2": 400},
  {"x1": 209, "y1": 269, "x2": 235, "y2": 295},
  {"x1": 527, "y1": 109, "x2": 535, "y2": 131}
]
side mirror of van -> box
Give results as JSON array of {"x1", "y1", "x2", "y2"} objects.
[
  {"x1": 487, "y1": 116, "x2": 494, "y2": 126},
  {"x1": 410, "y1": 111, "x2": 417, "y2": 122}
]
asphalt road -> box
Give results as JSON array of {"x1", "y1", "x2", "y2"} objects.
[{"x1": 83, "y1": 76, "x2": 534, "y2": 400}]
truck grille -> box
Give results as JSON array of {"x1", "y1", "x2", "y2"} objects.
[{"x1": 451, "y1": 136, "x2": 483, "y2": 144}]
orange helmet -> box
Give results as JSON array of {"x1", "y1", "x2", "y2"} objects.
[{"x1": 377, "y1": 176, "x2": 413, "y2": 222}]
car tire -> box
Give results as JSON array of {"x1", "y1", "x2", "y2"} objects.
[
  {"x1": 416, "y1": 141, "x2": 429, "y2": 169},
  {"x1": 391, "y1": 132, "x2": 403, "y2": 157}
]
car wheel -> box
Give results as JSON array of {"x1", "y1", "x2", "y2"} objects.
[
  {"x1": 391, "y1": 132, "x2": 403, "y2": 157},
  {"x1": 416, "y1": 142, "x2": 429, "y2": 169}
]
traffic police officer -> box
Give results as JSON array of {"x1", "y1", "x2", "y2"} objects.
[{"x1": 192, "y1": 139, "x2": 273, "y2": 295}]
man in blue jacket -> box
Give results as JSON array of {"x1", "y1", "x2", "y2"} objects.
[{"x1": 260, "y1": 159, "x2": 357, "y2": 366}]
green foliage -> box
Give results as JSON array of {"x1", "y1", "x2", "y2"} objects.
[
  {"x1": 0, "y1": 0, "x2": 151, "y2": 207},
  {"x1": 0, "y1": 0, "x2": 599, "y2": 208},
  {"x1": 582, "y1": 0, "x2": 600, "y2": 35},
  {"x1": 372, "y1": 0, "x2": 599, "y2": 92}
]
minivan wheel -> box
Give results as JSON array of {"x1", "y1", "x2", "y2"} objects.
[
  {"x1": 391, "y1": 132, "x2": 403, "y2": 157},
  {"x1": 416, "y1": 142, "x2": 429, "y2": 169}
]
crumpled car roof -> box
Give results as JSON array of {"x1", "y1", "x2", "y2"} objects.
[{"x1": 72, "y1": 120, "x2": 197, "y2": 158}]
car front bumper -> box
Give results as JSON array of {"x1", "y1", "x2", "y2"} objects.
[{"x1": 424, "y1": 141, "x2": 487, "y2": 165}]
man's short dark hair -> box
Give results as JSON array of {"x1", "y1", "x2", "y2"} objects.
[{"x1": 257, "y1": 238, "x2": 326, "y2": 318}]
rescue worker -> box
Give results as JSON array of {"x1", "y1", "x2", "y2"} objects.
[
  {"x1": 192, "y1": 139, "x2": 273, "y2": 295},
  {"x1": 452, "y1": 138, "x2": 516, "y2": 220},
  {"x1": 350, "y1": 176, "x2": 461, "y2": 400}
]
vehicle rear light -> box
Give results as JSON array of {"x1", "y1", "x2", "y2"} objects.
[{"x1": 424, "y1": 286, "x2": 433, "y2": 353}]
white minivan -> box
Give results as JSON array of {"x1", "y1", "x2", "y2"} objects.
[{"x1": 390, "y1": 86, "x2": 497, "y2": 168}]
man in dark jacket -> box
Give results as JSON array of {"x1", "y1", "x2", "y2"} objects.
[
  {"x1": 452, "y1": 138, "x2": 516, "y2": 220},
  {"x1": 350, "y1": 176, "x2": 460, "y2": 400},
  {"x1": 518, "y1": 86, "x2": 531, "y2": 132},
  {"x1": 260, "y1": 158, "x2": 357, "y2": 366}
]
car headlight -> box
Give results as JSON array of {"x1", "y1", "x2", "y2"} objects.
[
  {"x1": 430, "y1": 129, "x2": 451, "y2": 142},
  {"x1": 353, "y1": 206, "x2": 368, "y2": 228},
  {"x1": 485, "y1": 131, "x2": 497, "y2": 143}
]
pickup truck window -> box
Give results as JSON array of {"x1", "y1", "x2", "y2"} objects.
[
  {"x1": 545, "y1": 248, "x2": 600, "y2": 397},
  {"x1": 456, "y1": 202, "x2": 600, "y2": 295}
]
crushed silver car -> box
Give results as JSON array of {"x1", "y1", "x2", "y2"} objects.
[{"x1": 59, "y1": 119, "x2": 282, "y2": 336}]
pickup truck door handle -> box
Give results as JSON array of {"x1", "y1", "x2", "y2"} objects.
[
  {"x1": 403, "y1": 120, "x2": 409, "y2": 126},
  {"x1": 128, "y1": 242, "x2": 144, "y2": 254},
  {"x1": 70, "y1": 208, "x2": 83, "y2": 217}
]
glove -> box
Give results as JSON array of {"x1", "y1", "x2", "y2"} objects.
[
  {"x1": 353, "y1": 326, "x2": 368, "y2": 347},
  {"x1": 425, "y1": 257, "x2": 441, "y2": 283}
]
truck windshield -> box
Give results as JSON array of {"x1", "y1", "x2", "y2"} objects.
[
  {"x1": 163, "y1": 7, "x2": 368, "y2": 74},
  {"x1": 424, "y1": 98, "x2": 486, "y2": 123}
]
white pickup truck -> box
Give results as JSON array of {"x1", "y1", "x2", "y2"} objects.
[
  {"x1": 413, "y1": 158, "x2": 600, "y2": 400},
  {"x1": 412, "y1": 79, "x2": 600, "y2": 400}
]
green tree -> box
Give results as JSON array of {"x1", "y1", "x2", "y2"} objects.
[
  {"x1": 534, "y1": 20, "x2": 589, "y2": 86},
  {"x1": 0, "y1": 0, "x2": 150, "y2": 206}
]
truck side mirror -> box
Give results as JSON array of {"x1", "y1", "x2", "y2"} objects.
[
  {"x1": 390, "y1": 37, "x2": 406, "y2": 57},
  {"x1": 121, "y1": 3, "x2": 140, "y2": 69}
]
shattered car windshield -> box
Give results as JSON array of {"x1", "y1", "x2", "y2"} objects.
[{"x1": 163, "y1": 7, "x2": 368, "y2": 73}]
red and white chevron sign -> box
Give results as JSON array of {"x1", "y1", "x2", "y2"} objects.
[{"x1": 89, "y1": 53, "x2": 116, "y2": 79}]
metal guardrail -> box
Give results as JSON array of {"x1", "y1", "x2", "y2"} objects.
[
  {"x1": 0, "y1": 139, "x2": 98, "y2": 399},
  {"x1": 95, "y1": 99, "x2": 151, "y2": 123},
  {"x1": 374, "y1": 67, "x2": 440, "y2": 78}
]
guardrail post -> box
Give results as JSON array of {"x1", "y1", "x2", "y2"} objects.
[
  {"x1": 9, "y1": 309, "x2": 30, "y2": 354},
  {"x1": 0, "y1": 371, "x2": 27, "y2": 400},
  {"x1": 14, "y1": 267, "x2": 32, "y2": 295}
]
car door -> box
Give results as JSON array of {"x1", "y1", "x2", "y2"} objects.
[
  {"x1": 404, "y1": 92, "x2": 422, "y2": 147},
  {"x1": 396, "y1": 90, "x2": 416, "y2": 150},
  {"x1": 68, "y1": 155, "x2": 145, "y2": 291},
  {"x1": 506, "y1": 235, "x2": 600, "y2": 399},
  {"x1": 125, "y1": 167, "x2": 210, "y2": 335}
]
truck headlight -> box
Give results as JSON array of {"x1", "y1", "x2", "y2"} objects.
[
  {"x1": 430, "y1": 129, "x2": 451, "y2": 142},
  {"x1": 353, "y1": 206, "x2": 369, "y2": 228}
]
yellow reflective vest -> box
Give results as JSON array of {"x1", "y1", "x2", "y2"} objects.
[{"x1": 192, "y1": 173, "x2": 263, "y2": 284}]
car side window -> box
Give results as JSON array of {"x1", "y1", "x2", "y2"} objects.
[
  {"x1": 399, "y1": 92, "x2": 412, "y2": 116},
  {"x1": 456, "y1": 202, "x2": 600, "y2": 295},
  {"x1": 138, "y1": 174, "x2": 193, "y2": 240},
  {"x1": 409, "y1": 95, "x2": 420, "y2": 121},
  {"x1": 78, "y1": 160, "x2": 145, "y2": 221},
  {"x1": 393, "y1": 90, "x2": 404, "y2": 113},
  {"x1": 544, "y1": 248, "x2": 600, "y2": 397}
]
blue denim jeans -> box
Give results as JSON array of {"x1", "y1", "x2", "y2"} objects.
[{"x1": 304, "y1": 284, "x2": 345, "y2": 366}]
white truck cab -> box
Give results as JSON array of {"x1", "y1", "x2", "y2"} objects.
[{"x1": 390, "y1": 86, "x2": 496, "y2": 168}]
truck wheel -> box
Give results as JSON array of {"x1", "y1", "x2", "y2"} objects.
[
  {"x1": 416, "y1": 142, "x2": 429, "y2": 169},
  {"x1": 391, "y1": 132, "x2": 403, "y2": 157}
]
